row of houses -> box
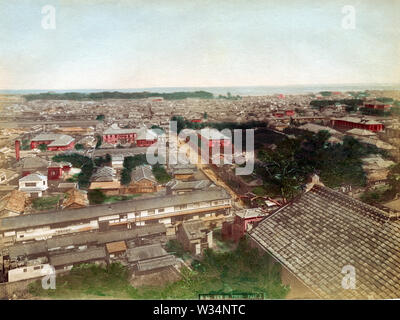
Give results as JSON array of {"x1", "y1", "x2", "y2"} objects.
[
  {"x1": 0, "y1": 186, "x2": 232, "y2": 244},
  {"x1": 4, "y1": 223, "x2": 168, "y2": 282}
]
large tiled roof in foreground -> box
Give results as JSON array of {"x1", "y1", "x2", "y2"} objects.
[{"x1": 249, "y1": 185, "x2": 400, "y2": 299}]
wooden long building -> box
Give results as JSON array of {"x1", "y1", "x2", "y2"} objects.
[{"x1": 0, "y1": 187, "x2": 232, "y2": 243}]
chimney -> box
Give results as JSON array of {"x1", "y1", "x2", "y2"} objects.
[
  {"x1": 15, "y1": 140, "x2": 20, "y2": 162},
  {"x1": 305, "y1": 173, "x2": 324, "y2": 192}
]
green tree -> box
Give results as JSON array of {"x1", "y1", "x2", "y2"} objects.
[
  {"x1": 105, "y1": 153, "x2": 112, "y2": 164},
  {"x1": 38, "y1": 144, "x2": 47, "y2": 152},
  {"x1": 152, "y1": 163, "x2": 171, "y2": 184},
  {"x1": 120, "y1": 168, "x2": 131, "y2": 186},
  {"x1": 258, "y1": 149, "x2": 303, "y2": 202},
  {"x1": 88, "y1": 189, "x2": 106, "y2": 204},
  {"x1": 388, "y1": 163, "x2": 400, "y2": 196},
  {"x1": 95, "y1": 135, "x2": 102, "y2": 149},
  {"x1": 74, "y1": 144, "x2": 84, "y2": 150}
]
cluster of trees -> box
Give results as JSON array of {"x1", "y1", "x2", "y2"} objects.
[
  {"x1": 360, "y1": 107, "x2": 392, "y2": 117},
  {"x1": 88, "y1": 189, "x2": 106, "y2": 205},
  {"x1": 171, "y1": 115, "x2": 266, "y2": 134},
  {"x1": 360, "y1": 163, "x2": 400, "y2": 205},
  {"x1": 38, "y1": 144, "x2": 48, "y2": 152},
  {"x1": 21, "y1": 140, "x2": 30, "y2": 150},
  {"x1": 120, "y1": 154, "x2": 148, "y2": 185},
  {"x1": 152, "y1": 163, "x2": 171, "y2": 184},
  {"x1": 74, "y1": 144, "x2": 84, "y2": 150},
  {"x1": 217, "y1": 92, "x2": 241, "y2": 100},
  {"x1": 310, "y1": 99, "x2": 363, "y2": 110},
  {"x1": 52, "y1": 153, "x2": 94, "y2": 188},
  {"x1": 94, "y1": 154, "x2": 111, "y2": 167},
  {"x1": 256, "y1": 131, "x2": 386, "y2": 202},
  {"x1": 24, "y1": 91, "x2": 214, "y2": 101}
]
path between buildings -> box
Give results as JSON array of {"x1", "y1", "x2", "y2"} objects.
[{"x1": 175, "y1": 134, "x2": 244, "y2": 209}]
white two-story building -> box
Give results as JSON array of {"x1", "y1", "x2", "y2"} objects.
[{"x1": 18, "y1": 173, "x2": 48, "y2": 198}]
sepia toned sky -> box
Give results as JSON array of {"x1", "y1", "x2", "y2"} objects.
[{"x1": 0, "y1": 0, "x2": 399, "y2": 90}]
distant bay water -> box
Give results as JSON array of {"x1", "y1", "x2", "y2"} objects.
[{"x1": 1, "y1": 84, "x2": 399, "y2": 96}]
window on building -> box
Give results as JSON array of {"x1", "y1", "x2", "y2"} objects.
[
  {"x1": 25, "y1": 182, "x2": 36, "y2": 187},
  {"x1": 158, "y1": 208, "x2": 165, "y2": 213},
  {"x1": 33, "y1": 266, "x2": 41, "y2": 270}
]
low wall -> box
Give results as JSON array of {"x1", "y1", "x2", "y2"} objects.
[
  {"x1": 0, "y1": 269, "x2": 70, "y2": 299},
  {"x1": 0, "y1": 277, "x2": 38, "y2": 299}
]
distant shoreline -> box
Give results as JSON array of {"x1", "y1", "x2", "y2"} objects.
[{"x1": 1, "y1": 84, "x2": 400, "y2": 96}]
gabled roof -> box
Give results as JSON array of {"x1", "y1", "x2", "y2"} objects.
[
  {"x1": 48, "y1": 135, "x2": 74, "y2": 147},
  {"x1": 62, "y1": 189, "x2": 88, "y2": 208},
  {"x1": 22, "y1": 157, "x2": 48, "y2": 169},
  {"x1": 136, "y1": 127, "x2": 158, "y2": 140},
  {"x1": 346, "y1": 128, "x2": 376, "y2": 136},
  {"x1": 49, "y1": 247, "x2": 106, "y2": 267},
  {"x1": 91, "y1": 166, "x2": 116, "y2": 182},
  {"x1": 127, "y1": 243, "x2": 167, "y2": 262},
  {"x1": 89, "y1": 180, "x2": 121, "y2": 190},
  {"x1": 249, "y1": 184, "x2": 400, "y2": 299},
  {"x1": 32, "y1": 133, "x2": 74, "y2": 147},
  {"x1": 166, "y1": 179, "x2": 212, "y2": 190},
  {"x1": 0, "y1": 187, "x2": 231, "y2": 232},
  {"x1": 19, "y1": 172, "x2": 47, "y2": 182},
  {"x1": 104, "y1": 124, "x2": 138, "y2": 135},
  {"x1": 181, "y1": 220, "x2": 208, "y2": 240},
  {"x1": 298, "y1": 123, "x2": 341, "y2": 136},
  {"x1": 106, "y1": 241, "x2": 127, "y2": 253},
  {"x1": 0, "y1": 190, "x2": 28, "y2": 214},
  {"x1": 131, "y1": 165, "x2": 156, "y2": 183}
]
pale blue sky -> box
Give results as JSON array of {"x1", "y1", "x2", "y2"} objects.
[{"x1": 0, "y1": 0, "x2": 399, "y2": 90}]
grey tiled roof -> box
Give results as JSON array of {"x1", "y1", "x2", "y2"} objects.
[
  {"x1": 0, "y1": 187, "x2": 230, "y2": 232},
  {"x1": 181, "y1": 220, "x2": 207, "y2": 240},
  {"x1": 19, "y1": 173, "x2": 47, "y2": 182},
  {"x1": 166, "y1": 180, "x2": 212, "y2": 190},
  {"x1": 32, "y1": 133, "x2": 74, "y2": 147},
  {"x1": 22, "y1": 157, "x2": 48, "y2": 169},
  {"x1": 249, "y1": 185, "x2": 400, "y2": 299},
  {"x1": 131, "y1": 165, "x2": 156, "y2": 183},
  {"x1": 49, "y1": 247, "x2": 106, "y2": 267},
  {"x1": 8, "y1": 241, "x2": 47, "y2": 260},
  {"x1": 127, "y1": 243, "x2": 167, "y2": 262},
  {"x1": 91, "y1": 166, "x2": 116, "y2": 182},
  {"x1": 8, "y1": 224, "x2": 166, "y2": 259},
  {"x1": 137, "y1": 254, "x2": 176, "y2": 271}
]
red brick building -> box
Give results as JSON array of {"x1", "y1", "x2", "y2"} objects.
[
  {"x1": 102, "y1": 125, "x2": 158, "y2": 147},
  {"x1": 222, "y1": 208, "x2": 266, "y2": 242},
  {"x1": 330, "y1": 117, "x2": 384, "y2": 132},
  {"x1": 30, "y1": 134, "x2": 75, "y2": 151},
  {"x1": 135, "y1": 127, "x2": 158, "y2": 147},
  {"x1": 102, "y1": 124, "x2": 137, "y2": 144},
  {"x1": 364, "y1": 102, "x2": 392, "y2": 110}
]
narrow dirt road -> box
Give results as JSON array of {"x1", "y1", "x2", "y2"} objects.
[{"x1": 175, "y1": 134, "x2": 245, "y2": 209}]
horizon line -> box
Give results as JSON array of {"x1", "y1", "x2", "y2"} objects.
[{"x1": 1, "y1": 83, "x2": 400, "y2": 92}]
